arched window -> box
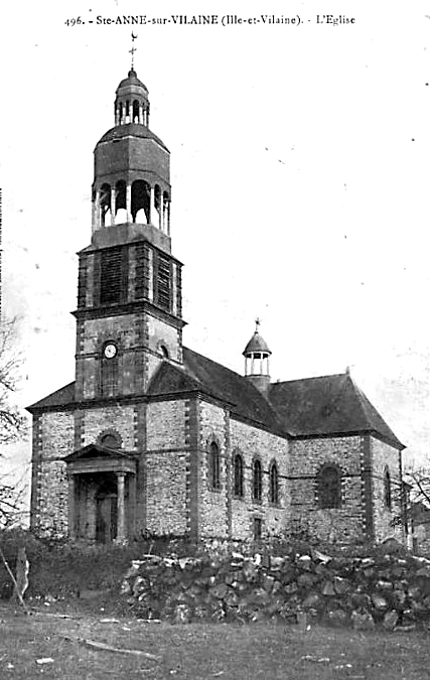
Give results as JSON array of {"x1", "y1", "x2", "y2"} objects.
[
  {"x1": 384, "y1": 468, "x2": 392, "y2": 509},
  {"x1": 317, "y1": 465, "x2": 341, "y2": 509},
  {"x1": 253, "y1": 459, "x2": 262, "y2": 502},
  {"x1": 210, "y1": 442, "x2": 220, "y2": 490},
  {"x1": 233, "y1": 453, "x2": 244, "y2": 498},
  {"x1": 100, "y1": 433, "x2": 120, "y2": 449},
  {"x1": 131, "y1": 179, "x2": 150, "y2": 223},
  {"x1": 99, "y1": 183, "x2": 111, "y2": 227},
  {"x1": 159, "y1": 344, "x2": 169, "y2": 359},
  {"x1": 101, "y1": 342, "x2": 119, "y2": 398},
  {"x1": 269, "y1": 462, "x2": 279, "y2": 504},
  {"x1": 115, "y1": 179, "x2": 127, "y2": 223}
]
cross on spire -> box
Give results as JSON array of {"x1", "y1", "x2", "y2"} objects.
[
  {"x1": 129, "y1": 32, "x2": 138, "y2": 69},
  {"x1": 255, "y1": 317, "x2": 261, "y2": 332}
]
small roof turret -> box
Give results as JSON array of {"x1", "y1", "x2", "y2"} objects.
[{"x1": 242, "y1": 320, "x2": 272, "y2": 395}]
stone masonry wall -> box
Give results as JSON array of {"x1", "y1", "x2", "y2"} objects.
[
  {"x1": 229, "y1": 420, "x2": 289, "y2": 541},
  {"x1": 32, "y1": 411, "x2": 75, "y2": 534},
  {"x1": 371, "y1": 438, "x2": 404, "y2": 543},
  {"x1": 77, "y1": 314, "x2": 139, "y2": 399},
  {"x1": 145, "y1": 400, "x2": 188, "y2": 534},
  {"x1": 289, "y1": 437, "x2": 365, "y2": 544},
  {"x1": 195, "y1": 401, "x2": 290, "y2": 541},
  {"x1": 197, "y1": 401, "x2": 229, "y2": 538},
  {"x1": 82, "y1": 405, "x2": 136, "y2": 449}
]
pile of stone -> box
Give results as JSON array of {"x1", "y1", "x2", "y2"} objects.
[{"x1": 121, "y1": 548, "x2": 430, "y2": 630}]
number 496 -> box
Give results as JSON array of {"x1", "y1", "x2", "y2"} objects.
[{"x1": 65, "y1": 17, "x2": 83, "y2": 26}]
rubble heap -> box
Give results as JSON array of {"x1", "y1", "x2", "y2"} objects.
[{"x1": 121, "y1": 548, "x2": 430, "y2": 630}]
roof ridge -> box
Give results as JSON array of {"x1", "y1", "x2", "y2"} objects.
[
  {"x1": 183, "y1": 346, "x2": 243, "y2": 380},
  {"x1": 147, "y1": 359, "x2": 204, "y2": 395},
  {"x1": 271, "y1": 372, "x2": 348, "y2": 387},
  {"x1": 345, "y1": 374, "x2": 405, "y2": 448},
  {"x1": 342, "y1": 373, "x2": 373, "y2": 427}
]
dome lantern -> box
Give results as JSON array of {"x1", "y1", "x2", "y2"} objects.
[{"x1": 114, "y1": 68, "x2": 150, "y2": 126}]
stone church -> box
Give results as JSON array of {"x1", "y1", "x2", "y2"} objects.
[{"x1": 28, "y1": 68, "x2": 406, "y2": 545}]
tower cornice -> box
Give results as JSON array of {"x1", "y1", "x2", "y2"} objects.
[{"x1": 72, "y1": 299, "x2": 187, "y2": 329}]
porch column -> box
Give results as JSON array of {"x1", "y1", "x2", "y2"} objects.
[
  {"x1": 117, "y1": 472, "x2": 126, "y2": 541},
  {"x1": 129, "y1": 474, "x2": 137, "y2": 538},
  {"x1": 67, "y1": 474, "x2": 76, "y2": 539}
]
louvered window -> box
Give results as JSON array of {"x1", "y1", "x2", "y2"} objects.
[
  {"x1": 100, "y1": 248, "x2": 122, "y2": 304},
  {"x1": 77, "y1": 257, "x2": 87, "y2": 308},
  {"x1": 156, "y1": 252, "x2": 171, "y2": 311},
  {"x1": 135, "y1": 243, "x2": 150, "y2": 300}
]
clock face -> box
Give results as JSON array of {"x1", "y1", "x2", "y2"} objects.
[{"x1": 104, "y1": 343, "x2": 117, "y2": 359}]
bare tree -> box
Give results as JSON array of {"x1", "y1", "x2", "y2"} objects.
[
  {"x1": 405, "y1": 467, "x2": 430, "y2": 507},
  {"x1": 0, "y1": 317, "x2": 27, "y2": 527},
  {"x1": 0, "y1": 318, "x2": 25, "y2": 444}
]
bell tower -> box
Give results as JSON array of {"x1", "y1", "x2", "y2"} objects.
[{"x1": 74, "y1": 69, "x2": 184, "y2": 402}]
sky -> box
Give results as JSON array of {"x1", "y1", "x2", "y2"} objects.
[{"x1": 0, "y1": 0, "x2": 429, "y2": 494}]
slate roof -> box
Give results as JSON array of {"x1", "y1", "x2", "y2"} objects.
[
  {"x1": 28, "y1": 382, "x2": 75, "y2": 411},
  {"x1": 96, "y1": 123, "x2": 169, "y2": 152},
  {"x1": 148, "y1": 347, "x2": 283, "y2": 432},
  {"x1": 243, "y1": 330, "x2": 272, "y2": 356},
  {"x1": 27, "y1": 349, "x2": 404, "y2": 449},
  {"x1": 269, "y1": 373, "x2": 404, "y2": 449}
]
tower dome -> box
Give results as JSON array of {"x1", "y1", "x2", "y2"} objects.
[
  {"x1": 117, "y1": 68, "x2": 148, "y2": 93},
  {"x1": 243, "y1": 320, "x2": 271, "y2": 395}
]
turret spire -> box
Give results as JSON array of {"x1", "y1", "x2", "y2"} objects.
[{"x1": 129, "y1": 32, "x2": 138, "y2": 70}]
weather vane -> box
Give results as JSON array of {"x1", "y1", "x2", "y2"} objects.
[
  {"x1": 255, "y1": 317, "x2": 261, "y2": 331},
  {"x1": 130, "y1": 32, "x2": 138, "y2": 69}
]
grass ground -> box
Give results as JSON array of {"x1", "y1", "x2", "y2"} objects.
[{"x1": 0, "y1": 603, "x2": 429, "y2": 680}]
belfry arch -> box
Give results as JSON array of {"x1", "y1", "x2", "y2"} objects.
[
  {"x1": 99, "y1": 183, "x2": 112, "y2": 227},
  {"x1": 115, "y1": 180, "x2": 127, "y2": 223},
  {"x1": 132, "y1": 179, "x2": 150, "y2": 223}
]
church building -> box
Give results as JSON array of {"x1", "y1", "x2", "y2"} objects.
[{"x1": 28, "y1": 68, "x2": 406, "y2": 546}]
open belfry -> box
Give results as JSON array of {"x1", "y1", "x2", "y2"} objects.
[{"x1": 28, "y1": 62, "x2": 406, "y2": 545}]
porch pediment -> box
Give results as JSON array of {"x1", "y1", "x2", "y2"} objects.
[{"x1": 65, "y1": 444, "x2": 137, "y2": 475}]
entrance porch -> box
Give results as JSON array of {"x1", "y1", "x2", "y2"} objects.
[{"x1": 64, "y1": 444, "x2": 137, "y2": 542}]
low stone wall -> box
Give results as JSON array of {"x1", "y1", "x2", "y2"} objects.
[{"x1": 121, "y1": 548, "x2": 430, "y2": 630}]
